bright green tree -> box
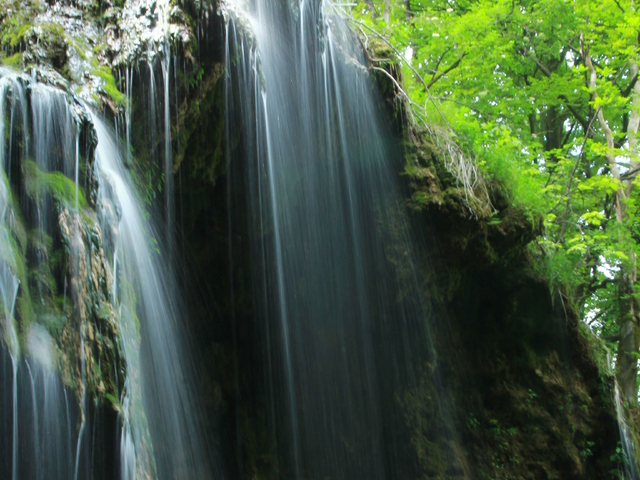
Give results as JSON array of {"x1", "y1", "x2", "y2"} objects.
[{"x1": 346, "y1": 0, "x2": 640, "y2": 403}]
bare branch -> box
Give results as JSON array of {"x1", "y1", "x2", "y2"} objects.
[
  {"x1": 428, "y1": 47, "x2": 451, "y2": 76},
  {"x1": 558, "y1": 95, "x2": 589, "y2": 132},
  {"x1": 427, "y1": 51, "x2": 466, "y2": 89},
  {"x1": 622, "y1": 71, "x2": 639, "y2": 98}
]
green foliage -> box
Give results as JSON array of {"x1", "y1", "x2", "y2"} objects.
[
  {"x1": 189, "y1": 66, "x2": 205, "y2": 89},
  {"x1": 610, "y1": 442, "x2": 629, "y2": 464},
  {"x1": 104, "y1": 392, "x2": 122, "y2": 410},
  {"x1": 580, "y1": 440, "x2": 596, "y2": 459},
  {"x1": 349, "y1": 0, "x2": 640, "y2": 398},
  {"x1": 2, "y1": 52, "x2": 23, "y2": 67},
  {"x1": 1, "y1": 20, "x2": 33, "y2": 49}
]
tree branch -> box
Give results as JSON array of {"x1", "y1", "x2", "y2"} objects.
[
  {"x1": 428, "y1": 47, "x2": 451, "y2": 76},
  {"x1": 427, "y1": 51, "x2": 466, "y2": 89},
  {"x1": 342, "y1": 13, "x2": 454, "y2": 130},
  {"x1": 558, "y1": 95, "x2": 589, "y2": 131},
  {"x1": 561, "y1": 121, "x2": 577, "y2": 147},
  {"x1": 622, "y1": 71, "x2": 639, "y2": 98}
]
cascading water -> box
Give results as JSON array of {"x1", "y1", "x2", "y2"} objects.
[
  {"x1": 223, "y1": 1, "x2": 458, "y2": 478},
  {"x1": 0, "y1": 68, "x2": 84, "y2": 480},
  {"x1": 0, "y1": 61, "x2": 219, "y2": 479},
  {"x1": 0, "y1": 69, "x2": 26, "y2": 480},
  {"x1": 4, "y1": 0, "x2": 638, "y2": 477},
  {"x1": 162, "y1": 42, "x2": 175, "y2": 255},
  {"x1": 605, "y1": 350, "x2": 640, "y2": 479},
  {"x1": 615, "y1": 382, "x2": 640, "y2": 479},
  {"x1": 91, "y1": 111, "x2": 218, "y2": 479},
  {"x1": 0, "y1": 154, "x2": 20, "y2": 480},
  {"x1": 123, "y1": 54, "x2": 175, "y2": 250}
]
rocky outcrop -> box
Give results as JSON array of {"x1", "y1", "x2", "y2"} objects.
[
  {"x1": 0, "y1": 66, "x2": 124, "y2": 427},
  {"x1": 369, "y1": 49, "x2": 637, "y2": 478},
  {"x1": 58, "y1": 206, "x2": 123, "y2": 410}
]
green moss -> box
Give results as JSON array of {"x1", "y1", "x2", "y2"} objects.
[
  {"x1": 178, "y1": 63, "x2": 227, "y2": 185},
  {"x1": 92, "y1": 66, "x2": 126, "y2": 105},
  {"x1": 28, "y1": 229, "x2": 53, "y2": 256},
  {"x1": 8, "y1": 23, "x2": 33, "y2": 47},
  {"x1": 69, "y1": 38, "x2": 89, "y2": 61},
  {"x1": 39, "y1": 23, "x2": 65, "y2": 41},
  {"x1": 0, "y1": 172, "x2": 28, "y2": 258},
  {"x1": 28, "y1": 256, "x2": 55, "y2": 282},
  {"x1": 92, "y1": 43, "x2": 107, "y2": 54},
  {"x1": 9, "y1": 207, "x2": 27, "y2": 257},
  {"x1": 24, "y1": 160, "x2": 88, "y2": 209},
  {"x1": 578, "y1": 322, "x2": 614, "y2": 380},
  {"x1": 2, "y1": 52, "x2": 23, "y2": 67},
  {"x1": 9, "y1": 233, "x2": 35, "y2": 341},
  {"x1": 104, "y1": 392, "x2": 121, "y2": 410},
  {"x1": 49, "y1": 248, "x2": 64, "y2": 273},
  {"x1": 94, "y1": 300, "x2": 113, "y2": 324},
  {"x1": 38, "y1": 312, "x2": 67, "y2": 338},
  {"x1": 0, "y1": 0, "x2": 40, "y2": 54}
]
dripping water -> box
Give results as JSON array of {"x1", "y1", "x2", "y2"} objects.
[
  {"x1": 162, "y1": 41, "x2": 174, "y2": 255},
  {"x1": 73, "y1": 323, "x2": 87, "y2": 480},
  {"x1": 75, "y1": 132, "x2": 79, "y2": 210},
  {"x1": 0, "y1": 69, "x2": 23, "y2": 480}
]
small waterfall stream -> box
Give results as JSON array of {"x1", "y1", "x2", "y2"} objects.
[
  {"x1": 0, "y1": 67, "x2": 100, "y2": 480},
  {"x1": 0, "y1": 69, "x2": 26, "y2": 480},
  {"x1": 92, "y1": 112, "x2": 216, "y2": 479},
  {"x1": 615, "y1": 382, "x2": 640, "y2": 479}
]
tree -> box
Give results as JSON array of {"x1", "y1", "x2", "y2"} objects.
[{"x1": 349, "y1": 0, "x2": 640, "y2": 403}]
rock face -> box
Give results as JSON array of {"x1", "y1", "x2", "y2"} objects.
[
  {"x1": 58, "y1": 206, "x2": 123, "y2": 406},
  {"x1": 0, "y1": 67, "x2": 118, "y2": 394},
  {"x1": 0, "y1": 0, "x2": 203, "y2": 113},
  {"x1": 1, "y1": 1, "x2": 638, "y2": 479},
  {"x1": 366, "y1": 58, "x2": 635, "y2": 478}
]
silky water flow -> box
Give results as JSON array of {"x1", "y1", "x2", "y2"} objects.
[
  {"x1": 0, "y1": 69, "x2": 84, "y2": 480},
  {"x1": 92, "y1": 111, "x2": 217, "y2": 480},
  {"x1": 2, "y1": 1, "x2": 639, "y2": 478},
  {"x1": 223, "y1": 1, "x2": 458, "y2": 478},
  {"x1": 0, "y1": 65, "x2": 218, "y2": 479}
]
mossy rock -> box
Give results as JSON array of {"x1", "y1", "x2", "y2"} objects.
[
  {"x1": 24, "y1": 160, "x2": 88, "y2": 209},
  {"x1": 92, "y1": 64, "x2": 126, "y2": 107}
]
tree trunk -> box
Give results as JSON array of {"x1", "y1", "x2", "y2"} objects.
[
  {"x1": 622, "y1": 58, "x2": 640, "y2": 405},
  {"x1": 585, "y1": 41, "x2": 639, "y2": 405}
]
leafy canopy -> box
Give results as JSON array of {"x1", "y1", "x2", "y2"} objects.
[{"x1": 347, "y1": 0, "x2": 640, "y2": 392}]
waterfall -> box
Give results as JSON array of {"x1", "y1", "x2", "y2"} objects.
[
  {"x1": 91, "y1": 112, "x2": 217, "y2": 479},
  {"x1": 607, "y1": 348, "x2": 640, "y2": 480},
  {"x1": 0, "y1": 54, "x2": 220, "y2": 477},
  {"x1": 0, "y1": 70, "x2": 24, "y2": 480},
  {"x1": 162, "y1": 42, "x2": 175, "y2": 255},
  {"x1": 0, "y1": 68, "x2": 90, "y2": 480},
  {"x1": 615, "y1": 382, "x2": 639, "y2": 479},
  {"x1": 223, "y1": 1, "x2": 454, "y2": 478}
]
